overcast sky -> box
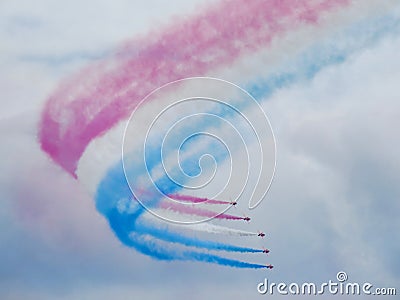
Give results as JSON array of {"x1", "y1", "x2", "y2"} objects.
[{"x1": 0, "y1": 1, "x2": 399, "y2": 299}]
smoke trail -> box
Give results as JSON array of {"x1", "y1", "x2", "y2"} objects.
[
  {"x1": 158, "y1": 201, "x2": 246, "y2": 221},
  {"x1": 97, "y1": 165, "x2": 266, "y2": 268},
  {"x1": 181, "y1": 222, "x2": 259, "y2": 237},
  {"x1": 168, "y1": 193, "x2": 231, "y2": 205},
  {"x1": 39, "y1": 0, "x2": 349, "y2": 176},
  {"x1": 109, "y1": 209, "x2": 266, "y2": 268},
  {"x1": 135, "y1": 220, "x2": 262, "y2": 253},
  {"x1": 130, "y1": 232, "x2": 267, "y2": 269}
]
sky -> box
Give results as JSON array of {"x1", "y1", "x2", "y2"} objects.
[{"x1": 0, "y1": 0, "x2": 399, "y2": 299}]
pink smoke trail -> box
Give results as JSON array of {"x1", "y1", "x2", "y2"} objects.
[
  {"x1": 159, "y1": 201, "x2": 246, "y2": 221},
  {"x1": 167, "y1": 193, "x2": 231, "y2": 205},
  {"x1": 39, "y1": 0, "x2": 349, "y2": 176}
]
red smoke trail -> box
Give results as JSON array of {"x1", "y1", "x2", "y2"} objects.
[
  {"x1": 167, "y1": 193, "x2": 231, "y2": 205},
  {"x1": 159, "y1": 201, "x2": 245, "y2": 220}
]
